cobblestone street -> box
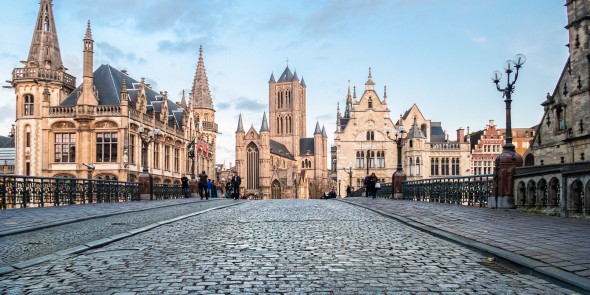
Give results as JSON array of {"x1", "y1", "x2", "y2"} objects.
[{"x1": 0, "y1": 200, "x2": 575, "y2": 294}]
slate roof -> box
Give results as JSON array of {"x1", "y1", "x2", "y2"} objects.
[
  {"x1": 407, "y1": 123, "x2": 425, "y2": 139},
  {"x1": 430, "y1": 122, "x2": 446, "y2": 142},
  {"x1": 278, "y1": 66, "x2": 296, "y2": 83},
  {"x1": 270, "y1": 140, "x2": 294, "y2": 159},
  {"x1": 61, "y1": 64, "x2": 184, "y2": 128},
  {"x1": 299, "y1": 138, "x2": 315, "y2": 156},
  {"x1": 0, "y1": 136, "x2": 12, "y2": 148}
]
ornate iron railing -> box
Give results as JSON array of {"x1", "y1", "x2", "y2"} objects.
[
  {"x1": 402, "y1": 175, "x2": 493, "y2": 207},
  {"x1": 0, "y1": 174, "x2": 140, "y2": 209},
  {"x1": 153, "y1": 183, "x2": 183, "y2": 200}
]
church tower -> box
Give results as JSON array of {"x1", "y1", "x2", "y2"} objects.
[
  {"x1": 268, "y1": 66, "x2": 307, "y2": 157},
  {"x1": 189, "y1": 46, "x2": 217, "y2": 178},
  {"x1": 10, "y1": 0, "x2": 76, "y2": 175}
]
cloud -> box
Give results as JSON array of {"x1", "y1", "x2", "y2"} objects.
[
  {"x1": 471, "y1": 36, "x2": 488, "y2": 46},
  {"x1": 235, "y1": 96, "x2": 266, "y2": 111},
  {"x1": 0, "y1": 52, "x2": 18, "y2": 60},
  {"x1": 217, "y1": 102, "x2": 231, "y2": 111},
  {"x1": 95, "y1": 42, "x2": 146, "y2": 65}
]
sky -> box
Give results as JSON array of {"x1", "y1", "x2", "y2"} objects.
[{"x1": 0, "y1": 0, "x2": 569, "y2": 166}]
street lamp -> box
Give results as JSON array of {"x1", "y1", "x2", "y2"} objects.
[
  {"x1": 187, "y1": 139, "x2": 196, "y2": 179},
  {"x1": 342, "y1": 163, "x2": 353, "y2": 198},
  {"x1": 490, "y1": 54, "x2": 526, "y2": 209},
  {"x1": 386, "y1": 125, "x2": 407, "y2": 199},
  {"x1": 139, "y1": 127, "x2": 161, "y2": 173}
]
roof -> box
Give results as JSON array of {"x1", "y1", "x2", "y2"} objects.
[
  {"x1": 260, "y1": 112, "x2": 269, "y2": 132},
  {"x1": 314, "y1": 121, "x2": 322, "y2": 135},
  {"x1": 430, "y1": 122, "x2": 446, "y2": 142},
  {"x1": 277, "y1": 66, "x2": 298, "y2": 83},
  {"x1": 0, "y1": 148, "x2": 15, "y2": 165},
  {"x1": 236, "y1": 113, "x2": 244, "y2": 133},
  {"x1": 61, "y1": 64, "x2": 184, "y2": 128},
  {"x1": 407, "y1": 123, "x2": 425, "y2": 139},
  {"x1": 299, "y1": 138, "x2": 315, "y2": 156},
  {"x1": 0, "y1": 136, "x2": 12, "y2": 148},
  {"x1": 270, "y1": 140, "x2": 294, "y2": 159}
]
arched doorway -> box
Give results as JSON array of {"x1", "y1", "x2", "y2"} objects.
[
  {"x1": 537, "y1": 178, "x2": 547, "y2": 206},
  {"x1": 549, "y1": 177, "x2": 560, "y2": 207},
  {"x1": 570, "y1": 179, "x2": 584, "y2": 213},
  {"x1": 517, "y1": 181, "x2": 526, "y2": 207},
  {"x1": 526, "y1": 180, "x2": 536, "y2": 207},
  {"x1": 524, "y1": 154, "x2": 535, "y2": 166},
  {"x1": 271, "y1": 180, "x2": 281, "y2": 199}
]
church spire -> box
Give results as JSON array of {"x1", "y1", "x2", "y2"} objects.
[
  {"x1": 79, "y1": 20, "x2": 97, "y2": 106},
  {"x1": 236, "y1": 113, "x2": 244, "y2": 133},
  {"x1": 190, "y1": 45, "x2": 213, "y2": 109},
  {"x1": 26, "y1": 0, "x2": 64, "y2": 71},
  {"x1": 260, "y1": 112, "x2": 269, "y2": 132},
  {"x1": 365, "y1": 67, "x2": 375, "y2": 90},
  {"x1": 180, "y1": 89, "x2": 187, "y2": 108}
]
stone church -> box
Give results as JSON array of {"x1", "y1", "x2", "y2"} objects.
[
  {"x1": 333, "y1": 70, "x2": 471, "y2": 192},
  {"x1": 234, "y1": 67, "x2": 329, "y2": 199},
  {"x1": 8, "y1": 0, "x2": 217, "y2": 183}
]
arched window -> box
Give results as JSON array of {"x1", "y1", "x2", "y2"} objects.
[
  {"x1": 409, "y1": 140, "x2": 413, "y2": 148},
  {"x1": 246, "y1": 142, "x2": 260, "y2": 190},
  {"x1": 276, "y1": 117, "x2": 280, "y2": 134},
  {"x1": 366, "y1": 131, "x2": 374, "y2": 141},
  {"x1": 556, "y1": 108, "x2": 565, "y2": 131},
  {"x1": 409, "y1": 157, "x2": 414, "y2": 176},
  {"x1": 356, "y1": 151, "x2": 365, "y2": 168},
  {"x1": 368, "y1": 98, "x2": 373, "y2": 108},
  {"x1": 24, "y1": 94, "x2": 34, "y2": 116},
  {"x1": 416, "y1": 157, "x2": 421, "y2": 175}
]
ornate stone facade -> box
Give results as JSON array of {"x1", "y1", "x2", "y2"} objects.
[
  {"x1": 333, "y1": 71, "x2": 471, "y2": 192},
  {"x1": 8, "y1": 0, "x2": 217, "y2": 183},
  {"x1": 234, "y1": 67, "x2": 329, "y2": 199}
]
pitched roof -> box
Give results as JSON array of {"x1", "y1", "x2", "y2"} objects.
[
  {"x1": 260, "y1": 112, "x2": 269, "y2": 132},
  {"x1": 314, "y1": 121, "x2": 322, "y2": 135},
  {"x1": 430, "y1": 122, "x2": 446, "y2": 142},
  {"x1": 277, "y1": 66, "x2": 295, "y2": 83},
  {"x1": 61, "y1": 64, "x2": 183, "y2": 128},
  {"x1": 299, "y1": 138, "x2": 315, "y2": 156},
  {"x1": 269, "y1": 73, "x2": 275, "y2": 83},
  {"x1": 270, "y1": 140, "x2": 294, "y2": 159}
]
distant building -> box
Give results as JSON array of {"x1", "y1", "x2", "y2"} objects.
[
  {"x1": 0, "y1": 134, "x2": 15, "y2": 174},
  {"x1": 7, "y1": 0, "x2": 217, "y2": 182},
  {"x1": 234, "y1": 66, "x2": 329, "y2": 199}
]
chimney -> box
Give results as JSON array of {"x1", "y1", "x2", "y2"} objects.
[{"x1": 457, "y1": 128, "x2": 465, "y2": 143}]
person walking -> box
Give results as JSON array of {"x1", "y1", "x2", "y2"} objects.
[
  {"x1": 181, "y1": 175, "x2": 190, "y2": 198},
  {"x1": 364, "y1": 175, "x2": 370, "y2": 198},
  {"x1": 346, "y1": 185, "x2": 351, "y2": 198},
  {"x1": 197, "y1": 170, "x2": 208, "y2": 200},
  {"x1": 206, "y1": 179, "x2": 213, "y2": 200},
  {"x1": 368, "y1": 173, "x2": 377, "y2": 199},
  {"x1": 231, "y1": 173, "x2": 241, "y2": 200},
  {"x1": 225, "y1": 181, "x2": 232, "y2": 198}
]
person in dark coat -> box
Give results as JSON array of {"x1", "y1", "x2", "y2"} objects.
[
  {"x1": 231, "y1": 173, "x2": 241, "y2": 200},
  {"x1": 181, "y1": 175, "x2": 190, "y2": 198},
  {"x1": 346, "y1": 185, "x2": 351, "y2": 198},
  {"x1": 197, "y1": 170, "x2": 208, "y2": 200},
  {"x1": 368, "y1": 173, "x2": 377, "y2": 199}
]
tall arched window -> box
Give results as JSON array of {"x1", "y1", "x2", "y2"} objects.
[
  {"x1": 276, "y1": 117, "x2": 280, "y2": 134},
  {"x1": 246, "y1": 142, "x2": 260, "y2": 190},
  {"x1": 366, "y1": 131, "x2": 374, "y2": 141},
  {"x1": 24, "y1": 94, "x2": 34, "y2": 116},
  {"x1": 368, "y1": 98, "x2": 373, "y2": 108},
  {"x1": 416, "y1": 157, "x2": 421, "y2": 175},
  {"x1": 409, "y1": 157, "x2": 414, "y2": 176}
]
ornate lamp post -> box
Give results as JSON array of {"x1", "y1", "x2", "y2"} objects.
[
  {"x1": 138, "y1": 127, "x2": 161, "y2": 200},
  {"x1": 386, "y1": 125, "x2": 407, "y2": 199},
  {"x1": 342, "y1": 164, "x2": 353, "y2": 198},
  {"x1": 490, "y1": 54, "x2": 526, "y2": 209},
  {"x1": 187, "y1": 139, "x2": 196, "y2": 179}
]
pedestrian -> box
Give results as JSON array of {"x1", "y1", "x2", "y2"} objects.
[
  {"x1": 225, "y1": 181, "x2": 232, "y2": 198},
  {"x1": 181, "y1": 175, "x2": 190, "y2": 198},
  {"x1": 364, "y1": 174, "x2": 370, "y2": 197},
  {"x1": 368, "y1": 173, "x2": 377, "y2": 199},
  {"x1": 375, "y1": 178, "x2": 381, "y2": 198},
  {"x1": 231, "y1": 172, "x2": 241, "y2": 200},
  {"x1": 206, "y1": 179, "x2": 213, "y2": 200},
  {"x1": 197, "y1": 170, "x2": 208, "y2": 200},
  {"x1": 346, "y1": 185, "x2": 351, "y2": 198}
]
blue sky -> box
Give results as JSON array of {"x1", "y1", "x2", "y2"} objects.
[{"x1": 0, "y1": 0, "x2": 568, "y2": 166}]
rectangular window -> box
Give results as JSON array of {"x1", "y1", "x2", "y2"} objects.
[
  {"x1": 153, "y1": 143, "x2": 160, "y2": 169},
  {"x1": 174, "y1": 148, "x2": 179, "y2": 173},
  {"x1": 25, "y1": 162, "x2": 30, "y2": 176},
  {"x1": 54, "y1": 133, "x2": 76, "y2": 162},
  {"x1": 26, "y1": 132, "x2": 31, "y2": 148},
  {"x1": 164, "y1": 145, "x2": 170, "y2": 171},
  {"x1": 96, "y1": 132, "x2": 118, "y2": 162},
  {"x1": 129, "y1": 135, "x2": 136, "y2": 164}
]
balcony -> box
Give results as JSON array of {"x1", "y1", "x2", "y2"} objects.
[
  {"x1": 201, "y1": 121, "x2": 218, "y2": 133},
  {"x1": 12, "y1": 68, "x2": 76, "y2": 90}
]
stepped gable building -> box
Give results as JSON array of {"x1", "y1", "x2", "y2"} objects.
[
  {"x1": 8, "y1": 0, "x2": 217, "y2": 182},
  {"x1": 332, "y1": 71, "x2": 472, "y2": 192},
  {"x1": 234, "y1": 66, "x2": 329, "y2": 199},
  {"x1": 513, "y1": 0, "x2": 590, "y2": 215}
]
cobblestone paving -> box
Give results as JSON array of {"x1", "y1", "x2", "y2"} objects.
[
  {"x1": 0, "y1": 199, "x2": 237, "y2": 267},
  {"x1": 345, "y1": 197, "x2": 590, "y2": 281},
  {"x1": 0, "y1": 200, "x2": 575, "y2": 294}
]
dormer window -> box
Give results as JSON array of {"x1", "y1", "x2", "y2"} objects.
[{"x1": 556, "y1": 107, "x2": 565, "y2": 131}]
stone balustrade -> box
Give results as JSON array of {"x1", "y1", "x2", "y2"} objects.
[{"x1": 12, "y1": 68, "x2": 76, "y2": 90}]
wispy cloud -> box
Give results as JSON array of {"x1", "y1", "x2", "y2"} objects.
[
  {"x1": 235, "y1": 96, "x2": 266, "y2": 111},
  {"x1": 96, "y1": 42, "x2": 146, "y2": 65},
  {"x1": 471, "y1": 36, "x2": 488, "y2": 46}
]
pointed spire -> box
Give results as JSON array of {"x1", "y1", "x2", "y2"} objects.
[
  {"x1": 26, "y1": 0, "x2": 64, "y2": 71},
  {"x1": 293, "y1": 70, "x2": 299, "y2": 81},
  {"x1": 190, "y1": 45, "x2": 213, "y2": 109},
  {"x1": 314, "y1": 121, "x2": 322, "y2": 135},
  {"x1": 322, "y1": 126, "x2": 327, "y2": 137},
  {"x1": 82, "y1": 20, "x2": 94, "y2": 79},
  {"x1": 85, "y1": 20, "x2": 92, "y2": 39},
  {"x1": 300, "y1": 77, "x2": 306, "y2": 87},
  {"x1": 269, "y1": 72, "x2": 275, "y2": 83},
  {"x1": 236, "y1": 113, "x2": 245, "y2": 133},
  {"x1": 260, "y1": 112, "x2": 269, "y2": 132},
  {"x1": 180, "y1": 89, "x2": 187, "y2": 108},
  {"x1": 121, "y1": 79, "x2": 128, "y2": 102},
  {"x1": 278, "y1": 66, "x2": 294, "y2": 82},
  {"x1": 365, "y1": 67, "x2": 375, "y2": 90}
]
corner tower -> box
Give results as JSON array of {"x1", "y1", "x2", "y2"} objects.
[
  {"x1": 10, "y1": 0, "x2": 76, "y2": 176},
  {"x1": 268, "y1": 66, "x2": 307, "y2": 157}
]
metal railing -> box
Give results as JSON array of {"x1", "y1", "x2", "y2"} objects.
[
  {"x1": 0, "y1": 174, "x2": 140, "y2": 209},
  {"x1": 153, "y1": 183, "x2": 183, "y2": 200},
  {"x1": 402, "y1": 175, "x2": 493, "y2": 207}
]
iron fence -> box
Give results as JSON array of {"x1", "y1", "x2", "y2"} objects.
[
  {"x1": 0, "y1": 174, "x2": 140, "y2": 209},
  {"x1": 153, "y1": 183, "x2": 183, "y2": 200},
  {"x1": 402, "y1": 175, "x2": 493, "y2": 207}
]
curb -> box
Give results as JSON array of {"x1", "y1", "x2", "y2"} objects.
[
  {"x1": 0, "y1": 199, "x2": 225, "y2": 238},
  {"x1": 0, "y1": 201, "x2": 248, "y2": 276},
  {"x1": 338, "y1": 199, "x2": 590, "y2": 294}
]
